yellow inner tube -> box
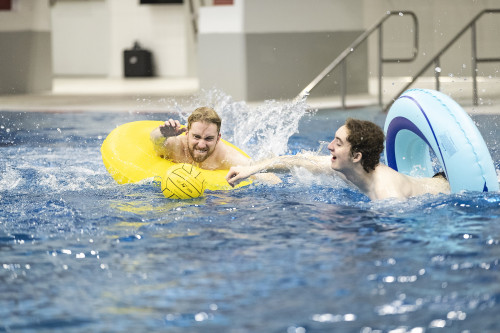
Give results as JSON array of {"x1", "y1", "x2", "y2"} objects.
[{"x1": 101, "y1": 120, "x2": 251, "y2": 191}]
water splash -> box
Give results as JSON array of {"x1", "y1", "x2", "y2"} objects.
[
  {"x1": 164, "y1": 88, "x2": 312, "y2": 160},
  {"x1": 0, "y1": 164, "x2": 22, "y2": 191}
]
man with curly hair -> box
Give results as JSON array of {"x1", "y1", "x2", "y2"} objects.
[{"x1": 226, "y1": 118, "x2": 450, "y2": 200}]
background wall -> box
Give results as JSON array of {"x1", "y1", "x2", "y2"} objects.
[
  {"x1": 51, "y1": 0, "x2": 190, "y2": 78},
  {"x1": 363, "y1": 0, "x2": 500, "y2": 102},
  {"x1": 197, "y1": 0, "x2": 500, "y2": 101},
  {"x1": 244, "y1": 0, "x2": 367, "y2": 101},
  {"x1": 107, "y1": 0, "x2": 189, "y2": 78},
  {"x1": 51, "y1": 0, "x2": 109, "y2": 76},
  {"x1": 0, "y1": 0, "x2": 52, "y2": 94},
  {"x1": 198, "y1": 0, "x2": 368, "y2": 101},
  {"x1": 365, "y1": 0, "x2": 500, "y2": 77},
  {"x1": 0, "y1": 0, "x2": 499, "y2": 98}
]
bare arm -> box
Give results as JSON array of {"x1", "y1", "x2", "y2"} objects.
[
  {"x1": 226, "y1": 154, "x2": 332, "y2": 187},
  {"x1": 150, "y1": 119, "x2": 187, "y2": 158}
]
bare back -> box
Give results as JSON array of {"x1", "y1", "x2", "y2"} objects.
[{"x1": 369, "y1": 164, "x2": 450, "y2": 200}]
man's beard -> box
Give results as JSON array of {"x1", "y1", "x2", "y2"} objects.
[{"x1": 188, "y1": 143, "x2": 214, "y2": 163}]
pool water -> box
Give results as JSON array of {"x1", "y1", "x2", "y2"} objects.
[{"x1": 1, "y1": 94, "x2": 500, "y2": 332}]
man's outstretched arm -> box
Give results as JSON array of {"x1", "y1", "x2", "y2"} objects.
[{"x1": 226, "y1": 154, "x2": 331, "y2": 187}]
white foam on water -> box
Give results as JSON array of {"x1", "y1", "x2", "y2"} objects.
[
  {"x1": 9, "y1": 147, "x2": 115, "y2": 193},
  {"x1": 0, "y1": 164, "x2": 23, "y2": 191}
]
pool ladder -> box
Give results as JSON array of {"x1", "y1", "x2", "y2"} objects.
[
  {"x1": 296, "y1": 9, "x2": 500, "y2": 112},
  {"x1": 387, "y1": 9, "x2": 500, "y2": 111}
]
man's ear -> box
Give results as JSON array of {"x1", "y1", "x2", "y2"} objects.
[
  {"x1": 352, "y1": 151, "x2": 362, "y2": 163},
  {"x1": 217, "y1": 132, "x2": 221, "y2": 143}
]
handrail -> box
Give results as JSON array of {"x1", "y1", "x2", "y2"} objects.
[
  {"x1": 295, "y1": 11, "x2": 418, "y2": 107},
  {"x1": 188, "y1": 0, "x2": 204, "y2": 36},
  {"x1": 385, "y1": 8, "x2": 500, "y2": 112},
  {"x1": 188, "y1": 0, "x2": 208, "y2": 38}
]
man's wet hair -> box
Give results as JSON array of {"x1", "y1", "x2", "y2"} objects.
[
  {"x1": 187, "y1": 107, "x2": 222, "y2": 133},
  {"x1": 345, "y1": 118, "x2": 385, "y2": 172}
]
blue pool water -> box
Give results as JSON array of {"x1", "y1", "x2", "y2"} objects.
[{"x1": 1, "y1": 94, "x2": 500, "y2": 332}]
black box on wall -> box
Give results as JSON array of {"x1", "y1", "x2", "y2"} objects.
[
  {"x1": 124, "y1": 49, "x2": 153, "y2": 77},
  {"x1": 0, "y1": 0, "x2": 12, "y2": 10}
]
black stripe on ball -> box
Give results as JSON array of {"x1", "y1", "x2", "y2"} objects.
[
  {"x1": 169, "y1": 175, "x2": 196, "y2": 198},
  {"x1": 172, "y1": 169, "x2": 203, "y2": 196}
]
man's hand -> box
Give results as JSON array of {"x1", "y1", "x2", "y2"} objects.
[
  {"x1": 159, "y1": 119, "x2": 187, "y2": 138},
  {"x1": 226, "y1": 165, "x2": 257, "y2": 187}
]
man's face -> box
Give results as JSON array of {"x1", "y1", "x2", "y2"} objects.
[
  {"x1": 327, "y1": 125, "x2": 354, "y2": 171},
  {"x1": 186, "y1": 121, "x2": 220, "y2": 163}
]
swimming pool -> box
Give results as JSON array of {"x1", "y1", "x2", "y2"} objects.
[{"x1": 1, "y1": 93, "x2": 499, "y2": 332}]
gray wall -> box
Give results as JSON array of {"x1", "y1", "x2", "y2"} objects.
[
  {"x1": 365, "y1": 0, "x2": 500, "y2": 78},
  {"x1": 1, "y1": 0, "x2": 500, "y2": 99},
  {"x1": 198, "y1": 34, "x2": 247, "y2": 99},
  {"x1": 198, "y1": 31, "x2": 368, "y2": 101},
  {"x1": 0, "y1": 0, "x2": 52, "y2": 95},
  {"x1": 198, "y1": 0, "x2": 500, "y2": 102},
  {"x1": 245, "y1": 32, "x2": 367, "y2": 101},
  {"x1": 0, "y1": 31, "x2": 52, "y2": 94},
  {"x1": 198, "y1": 0, "x2": 367, "y2": 101}
]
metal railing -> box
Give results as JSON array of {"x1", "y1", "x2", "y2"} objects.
[
  {"x1": 295, "y1": 11, "x2": 419, "y2": 108},
  {"x1": 188, "y1": 0, "x2": 207, "y2": 36},
  {"x1": 385, "y1": 8, "x2": 500, "y2": 111}
]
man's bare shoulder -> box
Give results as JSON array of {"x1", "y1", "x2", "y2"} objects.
[
  {"x1": 408, "y1": 175, "x2": 450, "y2": 197},
  {"x1": 373, "y1": 165, "x2": 450, "y2": 199},
  {"x1": 159, "y1": 135, "x2": 186, "y2": 160},
  {"x1": 217, "y1": 140, "x2": 251, "y2": 168},
  {"x1": 371, "y1": 165, "x2": 416, "y2": 199}
]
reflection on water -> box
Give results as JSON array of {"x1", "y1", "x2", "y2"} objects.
[{"x1": 0, "y1": 90, "x2": 499, "y2": 332}]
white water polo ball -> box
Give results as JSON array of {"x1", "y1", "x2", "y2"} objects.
[{"x1": 161, "y1": 163, "x2": 206, "y2": 199}]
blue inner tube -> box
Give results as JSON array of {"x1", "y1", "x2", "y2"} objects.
[{"x1": 384, "y1": 88, "x2": 498, "y2": 193}]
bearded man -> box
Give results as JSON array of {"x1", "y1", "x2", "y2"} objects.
[{"x1": 150, "y1": 106, "x2": 255, "y2": 170}]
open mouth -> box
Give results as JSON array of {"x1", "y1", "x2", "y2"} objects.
[
  {"x1": 189, "y1": 145, "x2": 210, "y2": 162},
  {"x1": 193, "y1": 145, "x2": 208, "y2": 153}
]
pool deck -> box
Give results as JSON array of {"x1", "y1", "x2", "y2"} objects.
[{"x1": 0, "y1": 77, "x2": 499, "y2": 114}]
